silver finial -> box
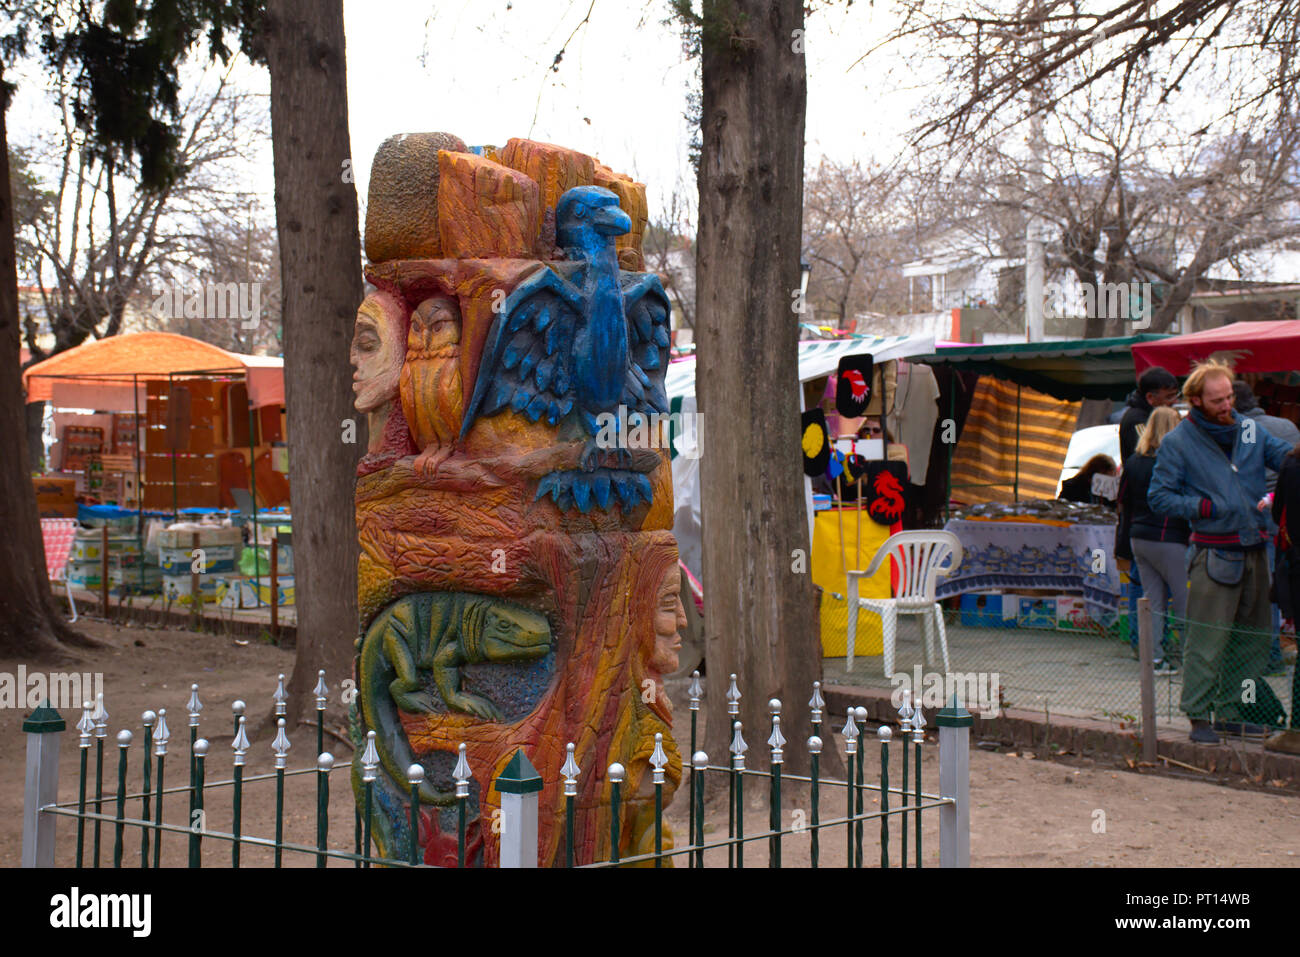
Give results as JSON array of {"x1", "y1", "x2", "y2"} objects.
[
  {"x1": 232, "y1": 716, "x2": 250, "y2": 766},
  {"x1": 561, "y1": 743, "x2": 580, "y2": 797},
  {"x1": 842, "y1": 711, "x2": 859, "y2": 754},
  {"x1": 608, "y1": 762, "x2": 626, "y2": 784},
  {"x1": 768, "y1": 716, "x2": 786, "y2": 763},
  {"x1": 273, "y1": 675, "x2": 287, "y2": 718},
  {"x1": 117, "y1": 729, "x2": 133, "y2": 747},
  {"x1": 808, "y1": 735, "x2": 823, "y2": 755},
  {"x1": 93, "y1": 693, "x2": 108, "y2": 738},
  {"x1": 809, "y1": 681, "x2": 825, "y2": 722},
  {"x1": 854, "y1": 705, "x2": 868, "y2": 724},
  {"x1": 454, "y1": 743, "x2": 473, "y2": 798},
  {"x1": 232, "y1": 700, "x2": 245, "y2": 717},
  {"x1": 726, "y1": 674, "x2": 741, "y2": 715},
  {"x1": 186, "y1": 684, "x2": 202, "y2": 726},
  {"x1": 272, "y1": 718, "x2": 290, "y2": 769},
  {"x1": 77, "y1": 702, "x2": 94, "y2": 748},
  {"x1": 314, "y1": 670, "x2": 328, "y2": 710},
  {"x1": 154, "y1": 710, "x2": 170, "y2": 756},
  {"x1": 361, "y1": 731, "x2": 379, "y2": 783},
  {"x1": 688, "y1": 671, "x2": 703, "y2": 711},
  {"x1": 650, "y1": 733, "x2": 668, "y2": 785},
  {"x1": 912, "y1": 704, "x2": 927, "y2": 738},
  {"x1": 142, "y1": 710, "x2": 156, "y2": 728},
  {"x1": 897, "y1": 689, "x2": 914, "y2": 722},
  {"x1": 193, "y1": 738, "x2": 208, "y2": 758},
  {"x1": 729, "y1": 721, "x2": 748, "y2": 770},
  {"x1": 878, "y1": 725, "x2": 892, "y2": 742},
  {"x1": 768, "y1": 698, "x2": 782, "y2": 716},
  {"x1": 406, "y1": 763, "x2": 425, "y2": 786},
  {"x1": 318, "y1": 752, "x2": 334, "y2": 773},
  {"x1": 692, "y1": 751, "x2": 708, "y2": 771}
]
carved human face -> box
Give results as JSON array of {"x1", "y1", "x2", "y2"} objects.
[
  {"x1": 648, "y1": 567, "x2": 687, "y2": 676},
  {"x1": 351, "y1": 292, "x2": 405, "y2": 413}
]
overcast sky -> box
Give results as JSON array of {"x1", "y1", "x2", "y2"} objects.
[{"x1": 11, "y1": 0, "x2": 921, "y2": 221}]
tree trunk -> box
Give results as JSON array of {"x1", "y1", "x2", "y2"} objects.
[
  {"x1": 0, "y1": 76, "x2": 88, "y2": 659},
  {"x1": 696, "y1": 0, "x2": 825, "y2": 776},
  {"x1": 264, "y1": 0, "x2": 364, "y2": 728},
  {"x1": 25, "y1": 400, "x2": 45, "y2": 472}
]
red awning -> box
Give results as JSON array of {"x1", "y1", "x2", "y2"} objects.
[{"x1": 1132, "y1": 320, "x2": 1300, "y2": 376}]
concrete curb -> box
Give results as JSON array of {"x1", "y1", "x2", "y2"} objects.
[{"x1": 824, "y1": 684, "x2": 1300, "y2": 792}]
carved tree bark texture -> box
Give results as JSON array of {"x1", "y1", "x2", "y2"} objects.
[
  {"x1": 0, "y1": 84, "x2": 83, "y2": 657},
  {"x1": 265, "y1": 0, "x2": 365, "y2": 722},
  {"x1": 696, "y1": 0, "x2": 822, "y2": 774}
]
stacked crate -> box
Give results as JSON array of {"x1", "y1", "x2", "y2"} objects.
[
  {"x1": 144, "y1": 380, "x2": 221, "y2": 509},
  {"x1": 158, "y1": 524, "x2": 243, "y2": 606}
]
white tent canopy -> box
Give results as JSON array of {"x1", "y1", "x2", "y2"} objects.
[{"x1": 669, "y1": 334, "x2": 937, "y2": 584}]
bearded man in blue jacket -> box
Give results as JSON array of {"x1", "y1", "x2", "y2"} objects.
[{"x1": 1148, "y1": 360, "x2": 1293, "y2": 744}]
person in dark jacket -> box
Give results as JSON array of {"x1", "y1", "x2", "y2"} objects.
[
  {"x1": 1271, "y1": 449, "x2": 1300, "y2": 619},
  {"x1": 1059, "y1": 454, "x2": 1116, "y2": 504},
  {"x1": 1117, "y1": 406, "x2": 1188, "y2": 672},
  {"x1": 1148, "y1": 360, "x2": 1293, "y2": 743},
  {"x1": 1119, "y1": 366, "x2": 1180, "y2": 466}
]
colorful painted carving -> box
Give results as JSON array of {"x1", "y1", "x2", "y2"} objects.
[{"x1": 351, "y1": 134, "x2": 682, "y2": 866}]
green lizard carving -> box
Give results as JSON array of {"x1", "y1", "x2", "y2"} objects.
[{"x1": 357, "y1": 591, "x2": 552, "y2": 805}]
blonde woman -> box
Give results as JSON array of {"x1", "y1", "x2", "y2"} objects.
[{"x1": 1117, "y1": 406, "x2": 1187, "y2": 673}]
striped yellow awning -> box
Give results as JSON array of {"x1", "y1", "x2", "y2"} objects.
[{"x1": 950, "y1": 377, "x2": 1078, "y2": 503}]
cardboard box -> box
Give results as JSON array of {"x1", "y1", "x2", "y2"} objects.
[
  {"x1": 1017, "y1": 597, "x2": 1057, "y2": 631},
  {"x1": 216, "y1": 575, "x2": 295, "y2": 609},
  {"x1": 959, "y1": 593, "x2": 1017, "y2": 628},
  {"x1": 159, "y1": 543, "x2": 241, "y2": 574},
  {"x1": 162, "y1": 573, "x2": 224, "y2": 605}
]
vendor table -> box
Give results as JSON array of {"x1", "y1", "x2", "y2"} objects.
[{"x1": 936, "y1": 516, "x2": 1121, "y2": 611}]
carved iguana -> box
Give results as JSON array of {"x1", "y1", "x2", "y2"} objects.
[{"x1": 358, "y1": 591, "x2": 552, "y2": 805}]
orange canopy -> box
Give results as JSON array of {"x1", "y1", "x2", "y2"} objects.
[{"x1": 23, "y1": 332, "x2": 284, "y2": 409}]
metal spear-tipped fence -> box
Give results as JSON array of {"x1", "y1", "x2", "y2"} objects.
[{"x1": 20, "y1": 668, "x2": 973, "y2": 868}]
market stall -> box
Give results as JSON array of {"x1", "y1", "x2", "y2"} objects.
[
  {"x1": 666, "y1": 334, "x2": 937, "y2": 656},
  {"x1": 911, "y1": 335, "x2": 1171, "y2": 634}
]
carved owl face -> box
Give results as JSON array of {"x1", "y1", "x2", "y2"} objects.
[
  {"x1": 351, "y1": 291, "x2": 406, "y2": 413},
  {"x1": 410, "y1": 294, "x2": 461, "y2": 349}
]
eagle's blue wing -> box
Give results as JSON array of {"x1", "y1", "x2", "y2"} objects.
[
  {"x1": 460, "y1": 268, "x2": 584, "y2": 439},
  {"x1": 619, "y1": 272, "x2": 672, "y2": 414}
]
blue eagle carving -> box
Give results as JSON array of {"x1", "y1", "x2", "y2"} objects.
[{"x1": 460, "y1": 185, "x2": 672, "y2": 513}]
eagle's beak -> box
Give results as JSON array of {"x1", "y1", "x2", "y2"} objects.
[{"x1": 592, "y1": 204, "x2": 632, "y2": 237}]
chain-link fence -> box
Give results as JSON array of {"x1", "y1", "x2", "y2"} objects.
[{"x1": 819, "y1": 590, "x2": 1298, "y2": 740}]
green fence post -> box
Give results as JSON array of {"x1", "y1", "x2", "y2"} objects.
[
  {"x1": 232, "y1": 716, "x2": 249, "y2": 867},
  {"x1": 938, "y1": 694, "x2": 972, "y2": 868},
  {"x1": 808, "y1": 734, "x2": 821, "y2": 869},
  {"x1": 140, "y1": 711, "x2": 154, "y2": 868},
  {"x1": 767, "y1": 701, "x2": 785, "y2": 869},
  {"x1": 898, "y1": 692, "x2": 913, "y2": 868},
  {"x1": 189, "y1": 738, "x2": 207, "y2": 868},
  {"x1": 92, "y1": 693, "x2": 107, "y2": 868},
  {"x1": 692, "y1": 751, "x2": 706, "y2": 868},
  {"x1": 186, "y1": 685, "x2": 202, "y2": 848},
  {"x1": 272, "y1": 719, "x2": 290, "y2": 868},
  {"x1": 561, "y1": 743, "x2": 579, "y2": 869},
  {"x1": 113, "y1": 730, "x2": 131, "y2": 868},
  {"x1": 878, "y1": 725, "x2": 891, "y2": 869},
  {"x1": 455, "y1": 743, "x2": 474, "y2": 869},
  {"x1": 609, "y1": 763, "x2": 624, "y2": 865},
  {"x1": 153, "y1": 710, "x2": 169, "y2": 867},
  {"x1": 314, "y1": 671, "x2": 328, "y2": 760},
  {"x1": 317, "y1": 752, "x2": 333, "y2": 868},
  {"x1": 407, "y1": 764, "x2": 423, "y2": 867},
  {"x1": 854, "y1": 705, "x2": 867, "y2": 868},
  {"x1": 75, "y1": 702, "x2": 93, "y2": 868},
  {"x1": 913, "y1": 702, "x2": 926, "y2": 868},
  {"x1": 497, "y1": 749, "x2": 542, "y2": 868},
  {"x1": 688, "y1": 671, "x2": 702, "y2": 854},
  {"x1": 725, "y1": 674, "x2": 741, "y2": 868},
  {"x1": 731, "y1": 721, "x2": 747, "y2": 869},
  {"x1": 361, "y1": 731, "x2": 378, "y2": 869},
  {"x1": 842, "y1": 711, "x2": 858, "y2": 869}
]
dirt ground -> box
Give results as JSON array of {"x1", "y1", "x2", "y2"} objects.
[{"x1": 4, "y1": 617, "x2": 1299, "y2": 867}]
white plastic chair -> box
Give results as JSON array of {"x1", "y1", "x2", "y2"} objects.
[{"x1": 845, "y1": 530, "x2": 963, "y2": 677}]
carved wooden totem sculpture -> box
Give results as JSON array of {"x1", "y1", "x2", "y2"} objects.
[{"x1": 351, "y1": 133, "x2": 683, "y2": 866}]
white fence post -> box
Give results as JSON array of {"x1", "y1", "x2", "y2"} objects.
[
  {"x1": 22, "y1": 702, "x2": 66, "y2": 867},
  {"x1": 497, "y1": 748, "x2": 541, "y2": 868},
  {"x1": 937, "y1": 693, "x2": 971, "y2": 868}
]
